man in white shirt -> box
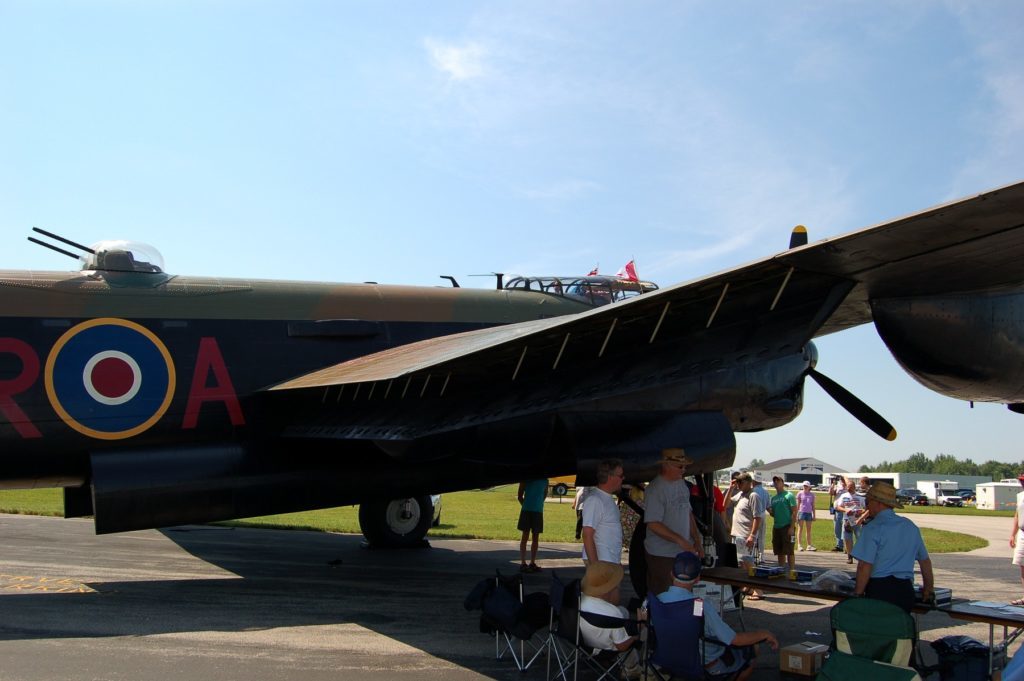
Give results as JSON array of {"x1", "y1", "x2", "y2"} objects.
[
  {"x1": 751, "y1": 477, "x2": 771, "y2": 561},
  {"x1": 582, "y1": 459, "x2": 625, "y2": 564},
  {"x1": 1009, "y1": 474, "x2": 1024, "y2": 605}
]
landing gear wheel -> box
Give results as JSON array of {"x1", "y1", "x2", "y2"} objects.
[
  {"x1": 553, "y1": 483, "x2": 568, "y2": 497},
  {"x1": 359, "y1": 495, "x2": 434, "y2": 548}
]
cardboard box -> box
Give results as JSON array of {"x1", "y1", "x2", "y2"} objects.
[
  {"x1": 691, "y1": 583, "x2": 739, "y2": 613},
  {"x1": 779, "y1": 641, "x2": 828, "y2": 676}
]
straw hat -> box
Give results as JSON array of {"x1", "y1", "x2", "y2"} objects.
[
  {"x1": 582, "y1": 562, "x2": 624, "y2": 597},
  {"x1": 866, "y1": 481, "x2": 904, "y2": 508},
  {"x1": 660, "y1": 448, "x2": 693, "y2": 466}
]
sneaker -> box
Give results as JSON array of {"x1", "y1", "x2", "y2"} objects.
[
  {"x1": 806, "y1": 546, "x2": 816, "y2": 552},
  {"x1": 621, "y1": 664, "x2": 642, "y2": 680},
  {"x1": 798, "y1": 546, "x2": 805, "y2": 551},
  {"x1": 832, "y1": 546, "x2": 843, "y2": 552}
]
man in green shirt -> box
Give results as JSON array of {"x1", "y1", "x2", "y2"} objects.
[{"x1": 768, "y1": 476, "x2": 797, "y2": 574}]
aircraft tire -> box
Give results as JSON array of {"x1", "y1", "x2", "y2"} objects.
[
  {"x1": 553, "y1": 483, "x2": 568, "y2": 497},
  {"x1": 359, "y1": 495, "x2": 434, "y2": 548}
]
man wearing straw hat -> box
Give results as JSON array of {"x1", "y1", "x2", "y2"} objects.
[
  {"x1": 579, "y1": 562, "x2": 643, "y2": 678},
  {"x1": 644, "y1": 448, "x2": 704, "y2": 596},
  {"x1": 851, "y1": 481, "x2": 934, "y2": 612}
]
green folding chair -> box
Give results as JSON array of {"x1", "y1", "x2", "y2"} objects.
[{"x1": 815, "y1": 597, "x2": 920, "y2": 681}]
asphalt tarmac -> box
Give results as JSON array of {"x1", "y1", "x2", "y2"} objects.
[{"x1": 0, "y1": 512, "x2": 1019, "y2": 681}]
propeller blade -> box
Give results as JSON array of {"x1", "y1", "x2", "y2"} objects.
[{"x1": 808, "y1": 368, "x2": 897, "y2": 441}]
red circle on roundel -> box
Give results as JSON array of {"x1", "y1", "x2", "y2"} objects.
[{"x1": 90, "y1": 357, "x2": 136, "y2": 399}]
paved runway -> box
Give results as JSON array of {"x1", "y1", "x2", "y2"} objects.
[{"x1": 0, "y1": 512, "x2": 1019, "y2": 680}]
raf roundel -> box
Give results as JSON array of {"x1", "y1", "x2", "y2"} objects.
[{"x1": 45, "y1": 318, "x2": 176, "y2": 440}]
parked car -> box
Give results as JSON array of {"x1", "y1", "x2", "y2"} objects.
[
  {"x1": 957, "y1": 489, "x2": 977, "y2": 503},
  {"x1": 896, "y1": 488, "x2": 929, "y2": 506},
  {"x1": 430, "y1": 494, "x2": 442, "y2": 527}
]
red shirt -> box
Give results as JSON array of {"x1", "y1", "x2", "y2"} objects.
[{"x1": 688, "y1": 482, "x2": 726, "y2": 513}]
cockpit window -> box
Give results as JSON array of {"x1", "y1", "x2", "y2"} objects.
[
  {"x1": 503, "y1": 275, "x2": 658, "y2": 306},
  {"x1": 81, "y1": 240, "x2": 165, "y2": 274}
]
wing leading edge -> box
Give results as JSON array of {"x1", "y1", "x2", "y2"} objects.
[{"x1": 271, "y1": 180, "x2": 1024, "y2": 398}]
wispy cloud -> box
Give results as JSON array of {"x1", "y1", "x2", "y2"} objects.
[
  {"x1": 423, "y1": 38, "x2": 487, "y2": 82},
  {"x1": 519, "y1": 179, "x2": 601, "y2": 200},
  {"x1": 947, "y1": 4, "x2": 1024, "y2": 195}
]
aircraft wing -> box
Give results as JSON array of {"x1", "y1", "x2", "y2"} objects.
[{"x1": 267, "y1": 180, "x2": 1024, "y2": 441}]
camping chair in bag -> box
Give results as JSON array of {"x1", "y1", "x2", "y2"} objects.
[
  {"x1": 643, "y1": 594, "x2": 747, "y2": 681},
  {"x1": 815, "y1": 597, "x2": 921, "y2": 681},
  {"x1": 545, "y1": 573, "x2": 640, "y2": 681},
  {"x1": 464, "y1": 570, "x2": 547, "y2": 672}
]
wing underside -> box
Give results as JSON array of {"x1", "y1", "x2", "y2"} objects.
[{"x1": 265, "y1": 180, "x2": 1024, "y2": 440}]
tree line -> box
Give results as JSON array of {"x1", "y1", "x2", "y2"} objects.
[{"x1": 858, "y1": 452, "x2": 1022, "y2": 480}]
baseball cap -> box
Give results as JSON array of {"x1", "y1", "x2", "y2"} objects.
[{"x1": 672, "y1": 551, "x2": 702, "y2": 582}]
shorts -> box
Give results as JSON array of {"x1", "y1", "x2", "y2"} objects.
[
  {"x1": 1013, "y1": 532, "x2": 1024, "y2": 566},
  {"x1": 732, "y1": 536, "x2": 756, "y2": 563},
  {"x1": 517, "y1": 509, "x2": 543, "y2": 533},
  {"x1": 705, "y1": 645, "x2": 755, "y2": 676},
  {"x1": 772, "y1": 525, "x2": 794, "y2": 556},
  {"x1": 797, "y1": 511, "x2": 814, "y2": 522}
]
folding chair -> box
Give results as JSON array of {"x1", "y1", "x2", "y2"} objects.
[
  {"x1": 464, "y1": 570, "x2": 547, "y2": 672},
  {"x1": 643, "y1": 594, "x2": 746, "y2": 681},
  {"x1": 546, "y1": 572, "x2": 639, "y2": 681},
  {"x1": 815, "y1": 597, "x2": 921, "y2": 681}
]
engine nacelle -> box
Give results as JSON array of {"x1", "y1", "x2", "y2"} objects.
[{"x1": 871, "y1": 288, "x2": 1024, "y2": 404}]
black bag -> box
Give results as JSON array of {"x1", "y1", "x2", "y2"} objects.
[{"x1": 930, "y1": 635, "x2": 989, "y2": 681}]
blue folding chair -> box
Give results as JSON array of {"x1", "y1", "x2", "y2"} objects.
[{"x1": 644, "y1": 595, "x2": 746, "y2": 681}]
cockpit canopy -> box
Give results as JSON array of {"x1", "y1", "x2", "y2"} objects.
[
  {"x1": 503, "y1": 275, "x2": 658, "y2": 307},
  {"x1": 81, "y1": 240, "x2": 165, "y2": 274}
]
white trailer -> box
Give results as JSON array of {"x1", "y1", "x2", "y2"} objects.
[
  {"x1": 977, "y1": 482, "x2": 1021, "y2": 511},
  {"x1": 916, "y1": 480, "x2": 963, "y2": 506}
]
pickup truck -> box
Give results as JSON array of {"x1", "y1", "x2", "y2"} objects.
[{"x1": 937, "y1": 490, "x2": 964, "y2": 507}]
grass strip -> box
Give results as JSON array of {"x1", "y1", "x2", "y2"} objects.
[{"x1": 0, "y1": 485, "x2": 989, "y2": 552}]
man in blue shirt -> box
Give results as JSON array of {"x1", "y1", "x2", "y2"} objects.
[
  {"x1": 657, "y1": 552, "x2": 777, "y2": 680},
  {"x1": 851, "y1": 481, "x2": 934, "y2": 612}
]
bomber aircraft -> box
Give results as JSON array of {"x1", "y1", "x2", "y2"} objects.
[{"x1": 1, "y1": 181, "x2": 1023, "y2": 553}]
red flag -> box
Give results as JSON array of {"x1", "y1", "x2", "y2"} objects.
[
  {"x1": 616, "y1": 260, "x2": 639, "y2": 282},
  {"x1": 587, "y1": 265, "x2": 599, "y2": 276}
]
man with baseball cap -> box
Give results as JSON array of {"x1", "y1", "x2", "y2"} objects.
[
  {"x1": 644, "y1": 448, "x2": 704, "y2": 596},
  {"x1": 656, "y1": 552, "x2": 778, "y2": 680},
  {"x1": 579, "y1": 562, "x2": 642, "y2": 678},
  {"x1": 851, "y1": 481, "x2": 934, "y2": 612}
]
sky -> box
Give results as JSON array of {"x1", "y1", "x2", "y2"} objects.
[{"x1": 1, "y1": 1, "x2": 1021, "y2": 471}]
